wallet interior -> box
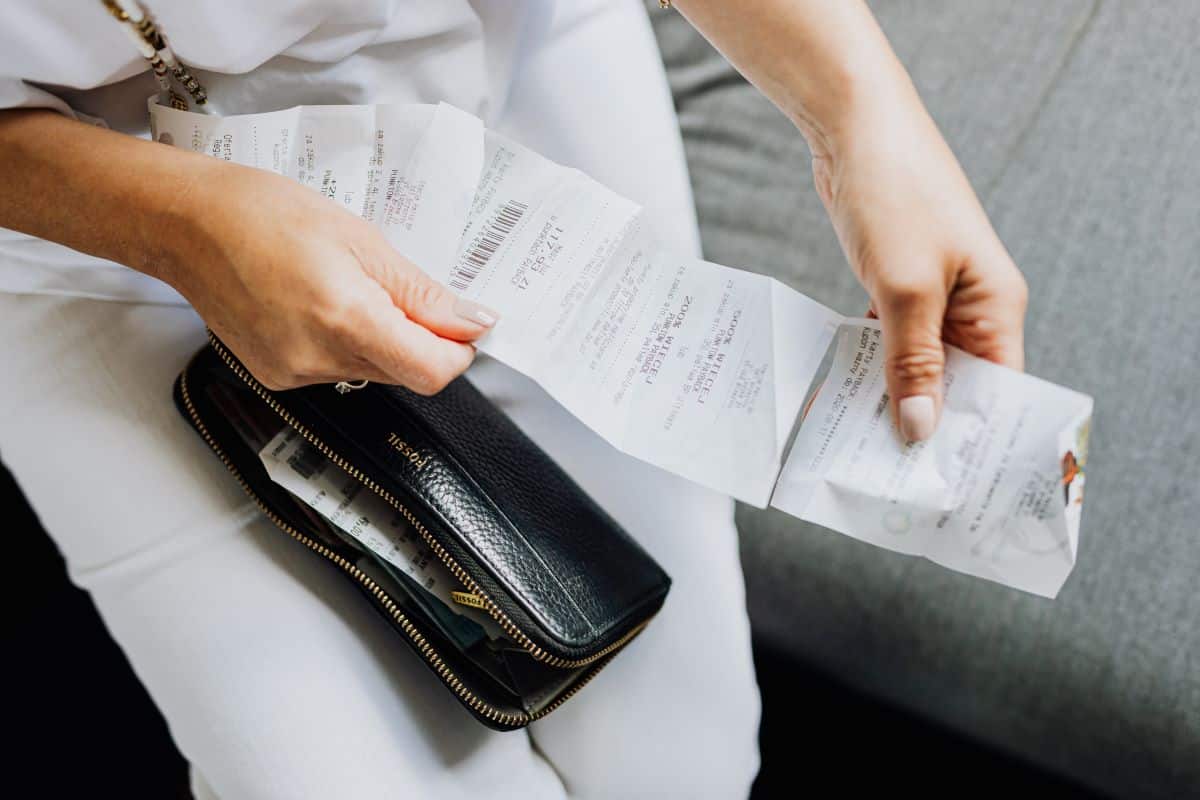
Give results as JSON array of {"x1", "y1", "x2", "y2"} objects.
[{"x1": 186, "y1": 373, "x2": 597, "y2": 729}]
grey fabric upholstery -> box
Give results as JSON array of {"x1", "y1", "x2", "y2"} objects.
[{"x1": 650, "y1": 3, "x2": 1200, "y2": 798}]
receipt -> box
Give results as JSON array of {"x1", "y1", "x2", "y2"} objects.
[
  {"x1": 149, "y1": 99, "x2": 482, "y2": 280},
  {"x1": 153, "y1": 100, "x2": 1094, "y2": 597},
  {"x1": 442, "y1": 133, "x2": 842, "y2": 504},
  {"x1": 259, "y1": 427, "x2": 503, "y2": 635},
  {"x1": 771, "y1": 321, "x2": 1093, "y2": 597}
]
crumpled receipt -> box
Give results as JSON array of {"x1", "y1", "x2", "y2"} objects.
[
  {"x1": 150, "y1": 99, "x2": 1094, "y2": 598},
  {"x1": 772, "y1": 322, "x2": 1091, "y2": 596}
]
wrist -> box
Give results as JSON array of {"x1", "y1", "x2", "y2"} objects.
[
  {"x1": 790, "y1": 54, "x2": 926, "y2": 164},
  {"x1": 148, "y1": 154, "x2": 240, "y2": 295}
]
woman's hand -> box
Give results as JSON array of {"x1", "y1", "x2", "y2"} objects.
[
  {"x1": 0, "y1": 110, "x2": 492, "y2": 395},
  {"x1": 672, "y1": 0, "x2": 1028, "y2": 441},
  {"x1": 808, "y1": 98, "x2": 1028, "y2": 442},
  {"x1": 162, "y1": 160, "x2": 498, "y2": 394}
]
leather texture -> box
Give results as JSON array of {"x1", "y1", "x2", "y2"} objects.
[
  {"x1": 283, "y1": 368, "x2": 672, "y2": 658},
  {"x1": 174, "y1": 364, "x2": 531, "y2": 729},
  {"x1": 185, "y1": 342, "x2": 670, "y2": 661}
]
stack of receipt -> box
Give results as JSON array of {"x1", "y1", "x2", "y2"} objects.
[{"x1": 150, "y1": 100, "x2": 1094, "y2": 598}]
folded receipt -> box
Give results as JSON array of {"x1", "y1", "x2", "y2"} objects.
[{"x1": 151, "y1": 100, "x2": 1093, "y2": 598}]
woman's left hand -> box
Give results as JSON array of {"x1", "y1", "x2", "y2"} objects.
[
  {"x1": 808, "y1": 94, "x2": 1029, "y2": 442},
  {"x1": 671, "y1": 0, "x2": 1029, "y2": 443}
]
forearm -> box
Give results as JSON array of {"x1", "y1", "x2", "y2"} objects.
[
  {"x1": 670, "y1": 0, "x2": 922, "y2": 156},
  {"x1": 0, "y1": 109, "x2": 216, "y2": 283}
]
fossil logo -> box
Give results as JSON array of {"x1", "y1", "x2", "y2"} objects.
[{"x1": 387, "y1": 433, "x2": 430, "y2": 470}]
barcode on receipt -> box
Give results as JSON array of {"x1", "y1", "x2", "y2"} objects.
[
  {"x1": 287, "y1": 443, "x2": 327, "y2": 480},
  {"x1": 450, "y1": 200, "x2": 528, "y2": 292}
]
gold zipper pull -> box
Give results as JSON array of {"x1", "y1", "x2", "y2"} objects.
[{"x1": 450, "y1": 590, "x2": 488, "y2": 610}]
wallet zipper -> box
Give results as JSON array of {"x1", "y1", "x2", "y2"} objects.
[
  {"x1": 182, "y1": 364, "x2": 632, "y2": 726},
  {"x1": 201, "y1": 333, "x2": 646, "y2": 671}
]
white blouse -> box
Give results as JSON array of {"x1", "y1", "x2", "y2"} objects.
[{"x1": 0, "y1": 0, "x2": 544, "y2": 304}]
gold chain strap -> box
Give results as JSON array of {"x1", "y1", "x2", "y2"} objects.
[{"x1": 101, "y1": 0, "x2": 209, "y2": 111}]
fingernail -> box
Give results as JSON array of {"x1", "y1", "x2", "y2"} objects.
[
  {"x1": 899, "y1": 395, "x2": 937, "y2": 442},
  {"x1": 453, "y1": 297, "x2": 499, "y2": 328},
  {"x1": 974, "y1": 318, "x2": 998, "y2": 333}
]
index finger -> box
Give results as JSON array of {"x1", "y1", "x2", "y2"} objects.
[{"x1": 350, "y1": 290, "x2": 475, "y2": 395}]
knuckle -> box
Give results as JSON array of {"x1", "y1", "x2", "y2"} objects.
[
  {"x1": 316, "y1": 295, "x2": 380, "y2": 352},
  {"x1": 313, "y1": 289, "x2": 360, "y2": 332},
  {"x1": 878, "y1": 275, "x2": 943, "y2": 310},
  {"x1": 888, "y1": 346, "x2": 944, "y2": 383},
  {"x1": 327, "y1": 308, "x2": 366, "y2": 344},
  {"x1": 407, "y1": 277, "x2": 445, "y2": 312}
]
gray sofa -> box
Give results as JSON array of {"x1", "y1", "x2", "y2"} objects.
[{"x1": 650, "y1": 3, "x2": 1199, "y2": 798}]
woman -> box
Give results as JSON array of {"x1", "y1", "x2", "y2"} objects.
[{"x1": 0, "y1": 0, "x2": 1027, "y2": 797}]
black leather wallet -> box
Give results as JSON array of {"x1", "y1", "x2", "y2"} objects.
[{"x1": 174, "y1": 336, "x2": 671, "y2": 730}]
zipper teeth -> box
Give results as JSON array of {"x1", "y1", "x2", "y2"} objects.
[
  {"x1": 180, "y1": 369, "x2": 530, "y2": 727},
  {"x1": 204, "y1": 332, "x2": 642, "y2": 669}
]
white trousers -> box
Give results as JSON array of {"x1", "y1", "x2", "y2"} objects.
[{"x1": 0, "y1": 2, "x2": 760, "y2": 797}]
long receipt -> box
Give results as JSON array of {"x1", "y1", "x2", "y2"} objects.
[{"x1": 151, "y1": 101, "x2": 1094, "y2": 597}]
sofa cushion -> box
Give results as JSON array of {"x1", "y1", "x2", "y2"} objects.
[{"x1": 651, "y1": 3, "x2": 1200, "y2": 798}]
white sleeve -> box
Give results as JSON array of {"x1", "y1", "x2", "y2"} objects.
[{"x1": 0, "y1": 77, "x2": 79, "y2": 117}]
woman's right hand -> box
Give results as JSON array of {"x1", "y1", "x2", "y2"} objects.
[{"x1": 161, "y1": 158, "x2": 497, "y2": 394}]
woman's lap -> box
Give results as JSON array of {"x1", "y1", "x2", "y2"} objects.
[
  {"x1": 0, "y1": 1, "x2": 759, "y2": 796},
  {"x1": 471, "y1": 358, "x2": 760, "y2": 798},
  {"x1": 0, "y1": 293, "x2": 567, "y2": 798},
  {"x1": 0, "y1": 294, "x2": 758, "y2": 799}
]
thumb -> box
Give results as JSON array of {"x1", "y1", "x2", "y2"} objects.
[{"x1": 876, "y1": 283, "x2": 948, "y2": 443}]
